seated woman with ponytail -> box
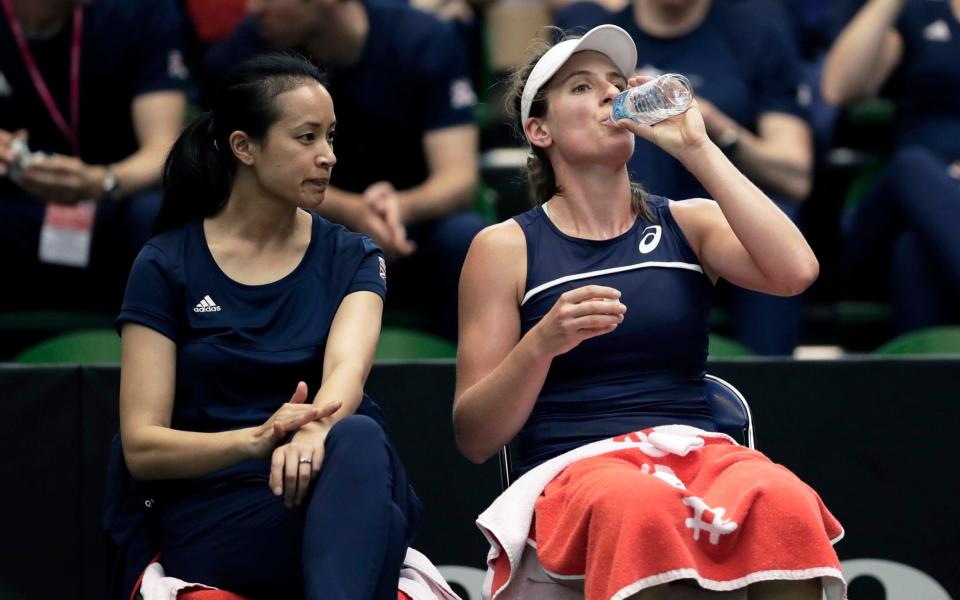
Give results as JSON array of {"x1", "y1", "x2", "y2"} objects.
[{"x1": 109, "y1": 52, "x2": 422, "y2": 599}]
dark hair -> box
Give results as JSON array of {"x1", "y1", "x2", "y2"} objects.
[
  {"x1": 154, "y1": 52, "x2": 328, "y2": 234},
  {"x1": 506, "y1": 30, "x2": 652, "y2": 221}
]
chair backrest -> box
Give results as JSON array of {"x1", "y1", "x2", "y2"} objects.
[
  {"x1": 498, "y1": 374, "x2": 754, "y2": 489},
  {"x1": 703, "y1": 374, "x2": 754, "y2": 449}
]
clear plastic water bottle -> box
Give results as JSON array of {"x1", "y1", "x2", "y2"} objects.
[{"x1": 611, "y1": 73, "x2": 693, "y2": 126}]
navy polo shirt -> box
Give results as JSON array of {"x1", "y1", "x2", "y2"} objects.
[
  {"x1": 892, "y1": 0, "x2": 960, "y2": 161},
  {"x1": 0, "y1": 0, "x2": 188, "y2": 173},
  {"x1": 116, "y1": 212, "x2": 386, "y2": 438},
  {"x1": 205, "y1": 3, "x2": 476, "y2": 194},
  {"x1": 556, "y1": 0, "x2": 807, "y2": 200}
]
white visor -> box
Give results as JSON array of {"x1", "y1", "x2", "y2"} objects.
[{"x1": 520, "y1": 24, "x2": 637, "y2": 139}]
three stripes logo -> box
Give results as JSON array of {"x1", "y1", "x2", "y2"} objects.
[{"x1": 193, "y1": 295, "x2": 221, "y2": 313}]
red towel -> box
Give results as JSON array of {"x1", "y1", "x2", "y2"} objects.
[
  {"x1": 179, "y1": 591, "x2": 248, "y2": 600},
  {"x1": 531, "y1": 432, "x2": 844, "y2": 598}
]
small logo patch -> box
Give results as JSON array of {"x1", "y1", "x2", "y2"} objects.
[
  {"x1": 923, "y1": 19, "x2": 951, "y2": 42},
  {"x1": 168, "y1": 50, "x2": 189, "y2": 80},
  {"x1": 638, "y1": 225, "x2": 662, "y2": 254},
  {"x1": 450, "y1": 78, "x2": 476, "y2": 110},
  {"x1": 378, "y1": 256, "x2": 386, "y2": 281},
  {"x1": 193, "y1": 294, "x2": 221, "y2": 313}
]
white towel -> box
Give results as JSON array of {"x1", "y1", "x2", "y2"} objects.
[
  {"x1": 399, "y1": 547, "x2": 464, "y2": 600},
  {"x1": 138, "y1": 547, "x2": 459, "y2": 600},
  {"x1": 139, "y1": 562, "x2": 216, "y2": 600}
]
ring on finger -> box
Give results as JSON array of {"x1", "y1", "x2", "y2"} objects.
[{"x1": 298, "y1": 456, "x2": 312, "y2": 466}]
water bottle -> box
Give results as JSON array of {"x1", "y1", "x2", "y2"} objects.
[{"x1": 611, "y1": 73, "x2": 693, "y2": 126}]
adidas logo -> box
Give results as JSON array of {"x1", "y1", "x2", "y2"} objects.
[{"x1": 193, "y1": 294, "x2": 221, "y2": 313}]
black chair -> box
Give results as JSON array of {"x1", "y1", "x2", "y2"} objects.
[{"x1": 498, "y1": 374, "x2": 754, "y2": 489}]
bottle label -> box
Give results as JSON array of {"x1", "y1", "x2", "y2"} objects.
[{"x1": 611, "y1": 92, "x2": 631, "y2": 123}]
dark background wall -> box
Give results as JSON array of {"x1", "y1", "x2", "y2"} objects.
[{"x1": 0, "y1": 359, "x2": 956, "y2": 599}]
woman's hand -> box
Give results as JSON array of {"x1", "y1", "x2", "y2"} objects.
[
  {"x1": 616, "y1": 75, "x2": 711, "y2": 161},
  {"x1": 269, "y1": 425, "x2": 329, "y2": 508},
  {"x1": 362, "y1": 180, "x2": 417, "y2": 260},
  {"x1": 531, "y1": 285, "x2": 626, "y2": 358},
  {"x1": 250, "y1": 381, "x2": 341, "y2": 460},
  {"x1": 0, "y1": 128, "x2": 27, "y2": 177},
  {"x1": 17, "y1": 155, "x2": 106, "y2": 203}
]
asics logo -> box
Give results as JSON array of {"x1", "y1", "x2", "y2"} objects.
[{"x1": 638, "y1": 226, "x2": 661, "y2": 254}]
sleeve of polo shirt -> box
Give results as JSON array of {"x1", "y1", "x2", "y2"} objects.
[
  {"x1": 116, "y1": 243, "x2": 180, "y2": 342},
  {"x1": 129, "y1": 0, "x2": 191, "y2": 95},
  {"x1": 752, "y1": 20, "x2": 807, "y2": 119},
  {"x1": 346, "y1": 237, "x2": 388, "y2": 300},
  {"x1": 419, "y1": 22, "x2": 476, "y2": 132}
]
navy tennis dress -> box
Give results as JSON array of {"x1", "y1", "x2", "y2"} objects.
[
  {"x1": 106, "y1": 211, "x2": 421, "y2": 600},
  {"x1": 513, "y1": 195, "x2": 716, "y2": 475}
]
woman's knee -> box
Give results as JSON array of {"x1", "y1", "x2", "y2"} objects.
[
  {"x1": 579, "y1": 470, "x2": 683, "y2": 529},
  {"x1": 890, "y1": 145, "x2": 942, "y2": 173},
  {"x1": 324, "y1": 415, "x2": 389, "y2": 461},
  {"x1": 886, "y1": 146, "x2": 948, "y2": 200},
  {"x1": 749, "y1": 468, "x2": 828, "y2": 535}
]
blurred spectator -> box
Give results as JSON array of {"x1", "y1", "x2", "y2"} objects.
[
  {"x1": 206, "y1": 0, "x2": 483, "y2": 340},
  {"x1": 773, "y1": 0, "x2": 867, "y2": 155},
  {"x1": 182, "y1": 0, "x2": 246, "y2": 46},
  {"x1": 179, "y1": 0, "x2": 251, "y2": 106},
  {"x1": 556, "y1": 0, "x2": 813, "y2": 355},
  {"x1": 0, "y1": 0, "x2": 188, "y2": 312},
  {"x1": 822, "y1": 0, "x2": 960, "y2": 332},
  {"x1": 407, "y1": 0, "x2": 490, "y2": 92}
]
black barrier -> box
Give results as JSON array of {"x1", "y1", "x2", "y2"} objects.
[{"x1": 0, "y1": 360, "x2": 957, "y2": 599}]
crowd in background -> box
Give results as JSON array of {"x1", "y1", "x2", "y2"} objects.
[{"x1": 1, "y1": 0, "x2": 958, "y2": 356}]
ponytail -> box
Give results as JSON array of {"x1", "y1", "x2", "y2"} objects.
[{"x1": 154, "y1": 112, "x2": 232, "y2": 234}]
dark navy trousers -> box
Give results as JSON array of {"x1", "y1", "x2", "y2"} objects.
[
  {"x1": 843, "y1": 146, "x2": 960, "y2": 332},
  {"x1": 715, "y1": 199, "x2": 805, "y2": 356},
  {"x1": 0, "y1": 189, "x2": 161, "y2": 312},
  {"x1": 157, "y1": 414, "x2": 422, "y2": 600},
  {"x1": 389, "y1": 210, "x2": 486, "y2": 341}
]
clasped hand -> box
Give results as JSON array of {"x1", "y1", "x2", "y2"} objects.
[
  {"x1": 0, "y1": 128, "x2": 105, "y2": 203},
  {"x1": 360, "y1": 181, "x2": 416, "y2": 260},
  {"x1": 253, "y1": 381, "x2": 342, "y2": 508}
]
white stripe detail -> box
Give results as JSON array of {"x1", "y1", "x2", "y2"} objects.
[
  {"x1": 204, "y1": 295, "x2": 215, "y2": 305},
  {"x1": 531, "y1": 565, "x2": 846, "y2": 599},
  {"x1": 521, "y1": 261, "x2": 704, "y2": 306},
  {"x1": 610, "y1": 567, "x2": 846, "y2": 600},
  {"x1": 200, "y1": 298, "x2": 210, "y2": 307}
]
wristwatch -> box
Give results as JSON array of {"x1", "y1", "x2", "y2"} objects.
[
  {"x1": 717, "y1": 127, "x2": 741, "y2": 157},
  {"x1": 101, "y1": 167, "x2": 121, "y2": 201}
]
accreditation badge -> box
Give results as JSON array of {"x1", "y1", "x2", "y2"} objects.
[{"x1": 38, "y1": 200, "x2": 96, "y2": 268}]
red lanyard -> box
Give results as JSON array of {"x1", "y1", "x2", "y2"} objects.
[{"x1": 1, "y1": 0, "x2": 83, "y2": 156}]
